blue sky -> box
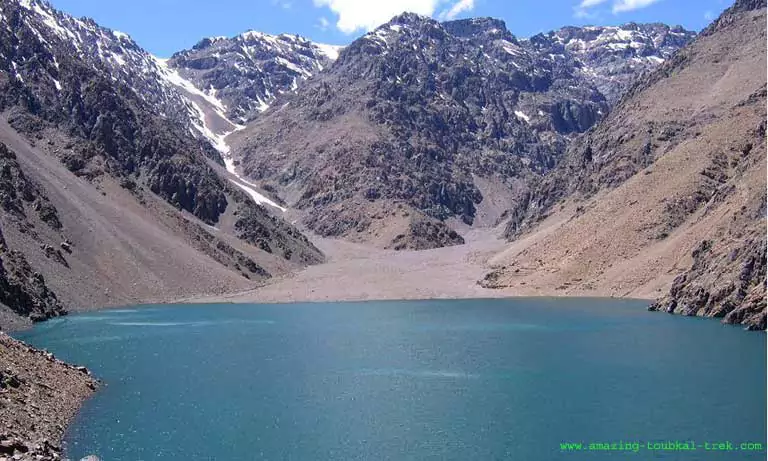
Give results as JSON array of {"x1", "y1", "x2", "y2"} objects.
[{"x1": 48, "y1": 0, "x2": 732, "y2": 57}]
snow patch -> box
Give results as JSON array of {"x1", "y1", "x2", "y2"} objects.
[
  {"x1": 314, "y1": 42, "x2": 343, "y2": 61},
  {"x1": 501, "y1": 42, "x2": 524, "y2": 57},
  {"x1": 153, "y1": 56, "x2": 230, "y2": 119},
  {"x1": 514, "y1": 110, "x2": 531, "y2": 123},
  {"x1": 187, "y1": 98, "x2": 230, "y2": 154},
  {"x1": 614, "y1": 29, "x2": 633, "y2": 41},
  {"x1": 154, "y1": 56, "x2": 285, "y2": 211},
  {"x1": 11, "y1": 61, "x2": 23, "y2": 83},
  {"x1": 275, "y1": 56, "x2": 311, "y2": 77},
  {"x1": 255, "y1": 97, "x2": 270, "y2": 113},
  {"x1": 112, "y1": 30, "x2": 129, "y2": 41},
  {"x1": 227, "y1": 179, "x2": 286, "y2": 212},
  {"x1": 28, "y1": 1, "x2": 79, "y2": 42},
  {"x1": 109, "y1": 51, "x2": 126, "y2": 66}
]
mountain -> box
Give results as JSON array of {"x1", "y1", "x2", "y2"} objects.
[
  {"x1": 0, "y1": 0, "x2": 323, "y2": 326},
  {"x1": 0, "y1": 0, "x2": 254, "y2": 154},
  {"x1": 167, "y1": 31, "x2": 342, "y2": 124},
  {"x1": 484, "y1": 0, "x2": 766, "y2": 329},
  {"x1": 230, "y1": 14, "x2": 692, "y2": 250},
  {"x1": 528, "y1": 23, "x2": 696, "y2": 104}
]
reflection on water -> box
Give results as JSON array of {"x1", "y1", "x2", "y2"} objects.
[{"x1": 356, "y1": 368, "x2": 480, "y2": 379}]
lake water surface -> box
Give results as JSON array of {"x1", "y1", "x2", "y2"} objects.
[{"x1": 17, "y1": 298, "x2": 767, "y2": 460}]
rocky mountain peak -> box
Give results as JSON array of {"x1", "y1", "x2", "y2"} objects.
[
  {"x1": 232, "y1": 12, "x2": 627, "y2": 247},
  {"x1": 733, "y1": 0, "x2": 766, "y2": 11},
  {"x1": 528, "y1": 22, "x2": 696, "y2": 104},
  {"x1": 388, "y1": 11, "x2": 432, "y2": 26},
  {"x1": 442, "y1": 17, "x2": 512, "y2": 40},
  {"x1": 191, "y1": 35, "x2": 229, "y2": 51},
  {"x1": 0, "y1": 0, "x2": 227, "y2": 151},
  {"x1": 230, "y1": 10, "x2": 697, "y2": 250},
  {"x1": 167, "y1": 30, "x2": 342, "y2": 122}
]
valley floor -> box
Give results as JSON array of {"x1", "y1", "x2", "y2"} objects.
[
  {"x1": 188, "y1": 223, "x2": 654, "y2": 305},
  {"x1": 188, "y1": 227, "x2": 510, "y2": 304}
]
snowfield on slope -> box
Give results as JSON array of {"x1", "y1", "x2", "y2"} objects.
[{"x1": 154, "y1": 56, "x2": 286, "y2": 211}]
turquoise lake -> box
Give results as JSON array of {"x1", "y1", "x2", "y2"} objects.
[{"x1": 16, "y1": 298, "x2": 767, "y2": 460}]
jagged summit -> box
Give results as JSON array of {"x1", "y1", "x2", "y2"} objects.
[
  {"x1": 363, "y1": 14, "x2": 514, "y2": 44},
  {"x1": 732, "y1": 0, "x2": 766, "y2": 11},
  {"x1": 442, "y1": 17, "x2": 512, "y2": 40},
  {"x1": 387, "y1": 11, "x2": 432, "y2": 26},
  {"x1": 167, "y1": 30, "x2": 342, "y2": 122},
  {"x1": 528, "y1": 22, "x2": 696, "y2": 104}
]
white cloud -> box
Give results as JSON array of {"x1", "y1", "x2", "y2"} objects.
[
  {"x1": 704, "y1": 10, "x2": 714, "y2": 20},
  {"x1": 312, "y1": 0, "x2": 439, "y2": 33},
  {"x1": 612, "y1": 0, "x2": 661, "y2": 13},
  {"x1": 438, "y1": 0, "x2": 475, "y2": 20},
  {"x1": 574, "y1": 0, "x2": 607, "y2": 18},
  {"x1": 574, "y1": 0, "x2": 662, "y2": 17},
  {"x1": 574, "y1": 8, "x2": 595, "y2": 18},
  {"x1": 579, "y1": 0, "x2": 609, "y2": 7},
  {"x1": 317, "y1": 16, "x2": 330, "y2": 30},
  {"x1": 313, "y1": 0, "x2": 476, "y2": 34}
]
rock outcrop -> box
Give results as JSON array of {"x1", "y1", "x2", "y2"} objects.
[
  {"x1": 168, "y1": 32, "x2": 342, "y2": 123},
  {"x1": 0, "y1": 333, "x2": 97, "y2": 461},
  {"x1": 529, "y1": 23, "x2": 695, "y2": 105},
  {"x1": 0, "y1": 227, "x2": 65, "y2": 323}
]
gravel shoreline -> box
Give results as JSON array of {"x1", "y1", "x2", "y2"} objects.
[{"x1": 0, "y1": 333, "x2": 97, "y2": 461}]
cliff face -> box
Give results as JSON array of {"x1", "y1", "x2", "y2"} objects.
[
  {"x1": 0, "y1": 143, "x2": 65, "y2": 322},
  {"x1": 487, "y1": 0, "x2": 766, "y2": 329}
]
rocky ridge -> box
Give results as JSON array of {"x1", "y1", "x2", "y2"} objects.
[
  {"x1": 0, "y1": 0, "x2": 241, "y2": 151},
  {"x1": 168, "y1": 31, "x2": 342, "y2": 123},
  {"x1": 529, "y1": 23, "x2": 695, "y2": 105}
]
